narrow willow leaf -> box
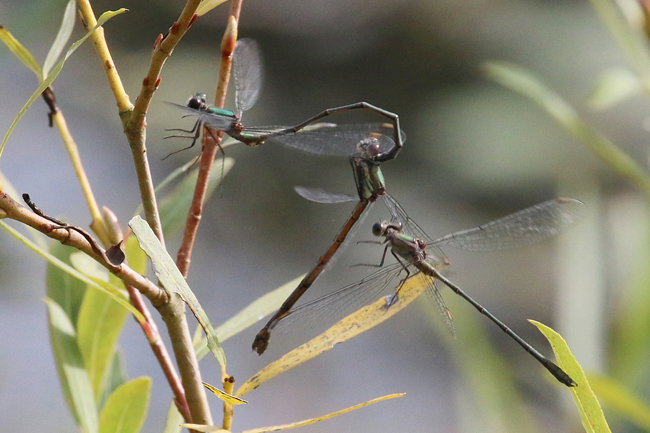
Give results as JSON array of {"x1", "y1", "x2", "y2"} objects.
[
  {"x1": 159, "y1": 157, "x2": 234, "y2": 237},
  {"x1": 125, "y1": 234, "x2": 147, "y2": 276},
  {"x1": 236, "y1": 276, "x2": 427, "y2": 397},
  {"x1": 587, "y1": 373, "x2": 650, "y2": 431},
  {"x1": 43, "y1": 0, "x2": 76, "y2": 78},
  {"x1": 163, "y1": 401, "x2": 184, "y2": 433},
  {"x1": 203, "y1": 382, "x2": 247, "y2": 405},
  {"x1": 44, "y1": 298, "x2": 99, "y2": 433},
  {"x1": 129, "y1": 216, "x2": 227, "y2": 369},
  {"x1": 0, "y1": 26, "x2": 42, "y2": 76},
  {"x1": 589, "y1": 0, "x2": 650, "y2": 76},
  {"x1": 100, "y1": 350, "x2": 127, "y2": 408},
  {"x1": 179, "y1": 426, "x2": 227, "y2": 433},
  {"x1": 483, "y1": 61, "x2": 650, "y2": 199},
  {"x1": 70, "y1": 251, "x2": 110, "y2": 282},
  {"x1": 98, "y1": 377, "x2": 151, "y2": 433},
  {"x1": 78, "y1": 286, "x2": 130, "y2": 402},
  {"x1": 0, "y1": 220, "x2": 144, "y2": 321},
  {"x1": 531, "y1": 321, "x2": 611, "y2": 433},
  {"x1": 588, "y1": 67, "x2": 641, "y2": 110},
  {"x1": 47, "y1": 243, "x2": 88, "y2": 329},
  {"x1": 195, "y1": 274, "x2": 305, "y2": 360},
  {"x1": 196, "y1": 0, "x2": 229, "y2": 16},
  {"x1": 240, "y1": 393, "x2": 405, "y2": 433},
  {"x1": 0, "y1": 8, "x2": 128, "y2": 158}
]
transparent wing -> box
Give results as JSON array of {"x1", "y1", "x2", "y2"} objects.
[
  {"x1": 268, "y1": 123, "x2": 400, "y2": 158},
  {"x1": 233, "y1": 38, "x2": 263, "y2": 116},
  {"x1": 433, "y1": 198, "x2": 586, "y2": 251},
  {"x1": 420, "y1": 272, "x2": 455, "y2": 337},
  {"x1": 273, "y1": 262, "x2": 406, "y2": 335},
  {"x1": 294, "y1": 186, "x2": 357, "y2": 204},
  {"x1": 167, "y1": 102, "x2": 234, "y2": 130}
]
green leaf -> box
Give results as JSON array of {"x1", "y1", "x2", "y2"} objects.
[
  {"x1": 129, "y1": 216, "x2": 227, "y2": 369},
  {"x1": 163, "y1": 401, "x2": 184, "y2": 433},
  {"x1": 98, "y1": 377, "x2": 151, "y2": 433},
  {"x1": 159, "y1": 157, "x2": 234, "y2": 237},
  {"x1": 531, "y1": 321, "x2": 612, "y2": 433},
  {"x1": 195, "y1": 274, "x2": 305, "y2": 361},
  {"x1": 588, "y1": 67, "x2": 641, "y2": 110},
  {"x1": 78, "y1": 285, "x2": 130, "y2": 402},
  {"x1": 47, "y1": 243, "x2": 88, "y2": 330},
  {"x1": 588, "y1": 373, "x2": 650, "y2": 430},
  {"x1": 45, "y1": 297, "x2": 99, "y2": 433},
  {"x1": 100, "y1": 350, "x2": 128, "y2": 408},
  {"x1": 0, "y1": 8, "x2": 128, "y2": 159},
  {"x1": 0, "y1": 26, "x2": 42, "y2": 76},
  {"x1": 483, "y1": 61, "x2": 650, "y2": 200},
  {"x1": 71, "y1": 251, "x2": 110, "y2": 282},
  {"x1": 43, "y1": 0, "x2": 76, "y2": 78},
  {"x1": 0, "y1": 220, "x2": 144, "y2": 321},
  {"x1": 588, "y1": 0, "x2": 650, "y2": 77},
  {"x1": 125, "y1": 234, "x2": 147, "y2": 276}
]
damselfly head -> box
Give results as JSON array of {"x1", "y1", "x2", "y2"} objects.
[
  {"x1": 372, "y1": 221, "x2": 402, "y2": 237},
  {"x1": 357, "y1": 137, "x2": 381, "y2": 158},
  {"x1": 187, "y1": 93, "x2": 208, "y2": 110}
]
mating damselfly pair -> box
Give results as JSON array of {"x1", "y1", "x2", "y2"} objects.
[{"x1": 169, "y1": 38, "x2": 585, "y2": 387}]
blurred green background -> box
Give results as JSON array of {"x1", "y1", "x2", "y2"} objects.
[{"x1": 2, "y1": 0, "x2": 649, "y2": 431}]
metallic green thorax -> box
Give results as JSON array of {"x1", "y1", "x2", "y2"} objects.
[
  {"x1": 207, "y1": 107, "x2": 236, "y2": 118},
  {"x1": 353, "y1": 159, "x2": 386, "y2": 201}
]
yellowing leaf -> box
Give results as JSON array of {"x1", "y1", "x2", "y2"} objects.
[
  {"x1": 179, "y1": 425, "x2": 227, "y2": 433},
  {"x1": 1, "y1": 8, "x2": 127, "y2": 159},
  {"x1": 531, "y1": 321, "x2": 611, "y2": 433},
  {"x1": 0, "y1": 26, "x2": 42, "y2": 76},
  {"x1": 241, "y1": 393, "x2": 405, "y2": 433},
  {"x1": 587, "y1": 373, "x2": 650, "y2": 431},
  {"x1": 196, "y1": 0, "x2": 229, "y2": 16},
  {"x1": 236, "y1": 276, "x2": 427, "y2": 397},
  {"x1": 202, "y1": 382, "x2": 247, "y2": 405}
]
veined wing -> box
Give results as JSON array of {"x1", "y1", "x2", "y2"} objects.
[
  {"x1": 294, "y1": 186, "x2": 357, "y2": 204},
  {"x1": 268, "y1": 123, "x2": 403, "y2": 158},
  {"x1": 433, "y1": 198, "x2": 586, "y2": 251},
  {"x1": 272, "y1": 262, "x2": 406, "y2": 335},
  {"x1": 233, "y1": 38, "x2": 263, "y2": 116}
]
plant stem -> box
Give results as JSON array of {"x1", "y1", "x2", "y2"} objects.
[
  {"x1": 49, "y1": 106, "x2": 110, "y2": 246},
  {"x1": 176, "y1": 6, "x2": 242, "y2": 279},
  {"x1": 0, "y1": 191, "x2": 168, "y2": 306}
]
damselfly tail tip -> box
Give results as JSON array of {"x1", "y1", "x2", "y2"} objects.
[
  {"x1": 548, "y1": 361, "x2": 577, "y2": 387},
  {"x1": 252, "y1": 329, "x2": 270, "y2": 355}
]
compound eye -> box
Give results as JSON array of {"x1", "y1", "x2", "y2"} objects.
[
  {"x1": 188, "y1": 97, "x2": 201, "y2": 109},
  {"x1": 372, "y1": 222, "x2": 383, "y2": 237},
  {"x1": 365, "y1": 141, "x2": 380, "y2": 157}
]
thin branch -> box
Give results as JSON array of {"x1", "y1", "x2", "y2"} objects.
[
  {"x1": 76, "y1": 0, "x2": 132, "y2": 113},
  {"x1": 0, "y1": 191, "x2": 168, "y2": 306},
  {"x1": 44, "y1": 89, "x2": 110, "y2": 246},
  {"x1": 176, "y1": 8, "x2": 242, "y2": 278},
  {"x1": 123, "y1": 0, "x2": 202, "y2": 245}
]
